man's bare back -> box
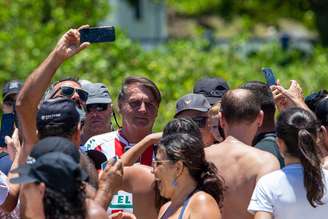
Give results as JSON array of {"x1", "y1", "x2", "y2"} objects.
[{"x1": 205, "y1": 136, "x2": 279, "y2": 219}]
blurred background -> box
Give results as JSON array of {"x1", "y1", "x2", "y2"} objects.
[{"x1": 1, "y1": 0, "x2": 327, "y2": 130}]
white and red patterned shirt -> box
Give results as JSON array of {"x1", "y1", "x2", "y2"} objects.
[{"x1": 84, "y1": 130, "x2": 154, "y2": 214}]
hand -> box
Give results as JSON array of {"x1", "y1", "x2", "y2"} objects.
[
  {"x1": 109, "y1": 212, "x2": 137, "y2": 219},
  {"x1": 145, "y1": 132, "x2": 162, "y2": 145},
  {"x1": 54, "y1": 25, "x2": 90, "y2": 61},
  {"x1": 98, "y1": 159, "x2": 124, "y2": 195},
  {"x1": 5, "y1": 128, "x2": 21, "y2": 161},
  {"x1": 271, "y1": 80, "x2": 308, "y2": 112}
]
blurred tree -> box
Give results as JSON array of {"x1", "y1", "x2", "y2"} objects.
[
  {"x1": 167, "y1": 0, "x2": 328, "y2": 45},
  {"x1": 0, "y1": 0, "x2": 109, "y2": 81}
]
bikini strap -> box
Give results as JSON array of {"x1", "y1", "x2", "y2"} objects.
[{"x1": 178, "y1": 189, "x2": 198, "y2": 219}]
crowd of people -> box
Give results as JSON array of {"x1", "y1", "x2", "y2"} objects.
[{"x1": 0, "y1": 26, "x2": 327, "y2": 219}]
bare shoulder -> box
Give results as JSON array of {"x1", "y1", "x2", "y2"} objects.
[
  {"x1": 86, "y1": 199, "x2": 108, "y2": 219},
  {"x1": 188, "y1": 191, "x2": 221, "y2": 219},
  {"x1": 123, "y1": 164, "x2": 155, "y2": 193},
  {"x1": 248, "y1": 149, "x2": 280, "y2": 179},
  {"x1": 124, "y1": 164, "x2": 153, "y2": 179}
]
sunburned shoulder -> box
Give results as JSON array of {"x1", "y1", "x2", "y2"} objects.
[
  {"x1": 247, "y1": 149, "x2": 280, "y2": 179},
  {"x1": 188, "y1": 191, "x2": 221, "y2": 219}
]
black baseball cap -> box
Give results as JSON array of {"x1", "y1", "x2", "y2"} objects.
[
  {"x1": 30, "y1": 136, "x2": 80, "y2": 163},
  {"x1": 10, "y1": 152, "x2": 88, "y2": 194},
  {"x1": 305, "y1": 90, "x2": 328, "y2": 112},
  {"x1": 2, "y1": 80, "x2": 23, "y2": 101},
  {"x1": 193, "y1": 77, "x2": 229, "y2": 105},
  {"x1": 37, "y1": 97, "x2": 80, "y2": 132},
  {"x1": 175, "y1": 93, "x2": 211, "y2": 117}
]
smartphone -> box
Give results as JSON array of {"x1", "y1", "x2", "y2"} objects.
[
  {"x1": 101, "y1": 155, "x2": 119, "y2": 170},
  {"x1": 79, "y1": 26, "x2": 115, "y2": 43},
  {"x1": 262, "y1": 68, "x2": 277, "y2": 86}
]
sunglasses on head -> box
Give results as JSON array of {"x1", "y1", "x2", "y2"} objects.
[
  {"x1": 53, "y1": 86, "x2": 88, "y2": 102},
  {"x1": 191, "y1": 116, "x2": 208, "y2": 128},
  {"x1": 86, "y1": 103, "x2": 108, "y2": 113}
]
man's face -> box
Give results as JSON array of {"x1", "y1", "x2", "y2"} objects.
[
  {"x1": 84, "y1": 103, "x2": 113, "y2": 134},
  {"x1": 52, "y1": 81, "x2": 85, "y2": 109},
  {"x1": 119, "y1": 83, "x2": 159, "y2": 132},
  {"x1": 176, "y1": 110, "x2": 214, "y2": 147}
]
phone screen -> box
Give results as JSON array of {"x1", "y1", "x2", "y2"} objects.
[
  {"x1": 262, "y1": 68, "x2": 276, "y2": 86},
  {"x1": 80, "y1": 26, "x2": 115, "y2": 43},
  {"x1": 101, "y1": 155, "x2": 118, "y2": 170}
]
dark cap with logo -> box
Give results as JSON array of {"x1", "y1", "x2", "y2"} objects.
[
  {"x1": 2, "y1": 80, "x2": 23, "y2": 101},
  {"x1": 37, "y1": 98, "x2": 80, "y2": 132},
  {"x1": 30, "y1": 136, "x2": 80, "y2": 163},
  {"x1": 10, "y1": 152, "x2": 87, "y2": 194},
  {"x1": 175, "y1": 93, "x2": 211, "y2": 117},
  {"x1": 193, "y1": 77, "x2": 229, "y2": 105}
]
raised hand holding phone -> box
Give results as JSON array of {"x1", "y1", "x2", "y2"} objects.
[
  {"x1": 54, "y1": 25, "x2": 90, "y2": 61},
  {"x1": 96, "y1": 156, "x2": 123, "y2": 208}
]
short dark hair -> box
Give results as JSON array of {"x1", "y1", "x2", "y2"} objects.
[
  {"x1": 163, "y1": 118, "x2": 202, "y2": 141},
  {"x1": 118, "y1": 76, "x2": 161, "y2": 105},
  {"x1": 240, "y1": 81, "x2": 275, "y2": 121},
  {"x1": 221, "y1": 89, "x2": 261, "y2": 124}
]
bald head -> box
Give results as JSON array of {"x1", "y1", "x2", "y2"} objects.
[{"x1": 221, "y1": 89, "x2": 261, "y2": 125}]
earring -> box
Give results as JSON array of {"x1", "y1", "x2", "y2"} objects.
[{"x1": 171, "y1": 178, "x2": 177, "y2": 187}]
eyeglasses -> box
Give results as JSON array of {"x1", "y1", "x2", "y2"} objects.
[
  {"x1": 152, "y1": 159, "x2": 172, "y2": 168},
  {"x1": 191, "y1": 116, "x2": 208, "y2": 128},
  {"x1": 86, "y1": 103, "x2": 108, "y2": 113},
  {"x1": 52, "y1": 86, "x2": 88, "y2": 102}
]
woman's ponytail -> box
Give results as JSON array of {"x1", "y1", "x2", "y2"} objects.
[
  {"x1": 298, "y1": 128, "x2": 324, "y2": 207},
  {"x1": 199, "y1": 161, "x2": 225, "y2": 208}
]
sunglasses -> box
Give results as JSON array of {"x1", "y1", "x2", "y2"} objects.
[
  {"x1": 191, "y1": 116, "x2": 208, "y2": 128},
  {"x1": 53, "y1": 86, "x2": 88, "y2": 102},
  {"x1": 86, "y1": 103, "x2": 108, "y2": 113}
]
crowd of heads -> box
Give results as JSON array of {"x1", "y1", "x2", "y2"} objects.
[{"x1": 0, "y1": 27, "x2": 327, "y2": 219}]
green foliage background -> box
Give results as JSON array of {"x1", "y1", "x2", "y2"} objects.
[{"x1": 1, "y1": 1, "x2": 328, "y2": 131}]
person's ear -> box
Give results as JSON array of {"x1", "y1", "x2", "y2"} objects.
[
  {"x1": 257, "y1": 110, "x2": 264, "y2": 128},
  {"x1": 175, "y1": 160, "x2": 184, "y2": 178},
  {"x1": 218, "y1": 112, "x2": 224, "y2": 129},
  {"x1": 39, "y1": 182, "x2": 46, "y2": 197}
]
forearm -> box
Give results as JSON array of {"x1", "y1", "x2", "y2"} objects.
[
  {"x1": 16, "y1": 50, "x2": 64, "y2": 147},
  {"x1": 94, "y1": 186, "x2": 115, "y2": 209},
  {"x1": 1, "y1": 148, "x2": 22, "y2": 212},
  {"x1": 16, "y1": 50, "x2": 64, "y2": 111},
  {"x1": 121, "y1": 136, "x2": 155, "y2": 166}
]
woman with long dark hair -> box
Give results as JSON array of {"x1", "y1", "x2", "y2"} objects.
[
  {"x1": 248, "y1": 107, "x2": 328, "y2": 218},
  {"x1": 153, "y1": 132, "x2": 225, "y2": 219}
]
